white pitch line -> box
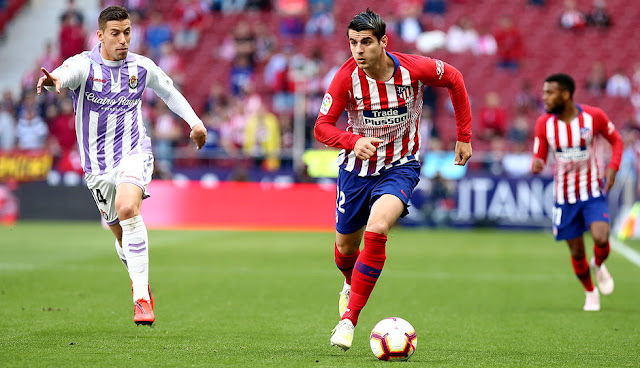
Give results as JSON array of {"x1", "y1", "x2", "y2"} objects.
[{"x1": 610, "y1": 238, "x2": 640, "y2": 268}]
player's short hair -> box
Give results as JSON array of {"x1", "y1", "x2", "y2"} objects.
[
  {"x1": 348, "y1": 8, "x2": 386, "y2": 41},
  {"x1": 545, "y1": 73, "x2": 575, "y2": 98},
  {"x1": 98, "y1": 6, "x2": 129, "y2": 30}
]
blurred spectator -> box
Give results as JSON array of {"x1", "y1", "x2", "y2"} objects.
[
  {"x1": 48, "y1": 98, "x2": 76, "y2": 158},
  {"x1": 145, "y1": 12, "x2": 173, "y2": 59},
  {"x1": 220, "y1": 21, "x2": 257, "y2": 65},
  {"x1": 423, "y1": 0, "x2": 447, "y2": 28},
  {"x1": 585, "y1": 61, "x2": 607, "y2": 96},
  {"x1": 306, "y1": 0, "x2": 335, "y2": 37},
  {"x1": 127, "y1": 10, "x2": 147, "y2": 54},
  {"x1": 15, "y1": 109, "x2": 48, "y2": 151},
  {"x1": 276, "y1": 0, "x2": 308, "y2": 38},
  {"x1": 0, "y1": 102, "x2": 15, "y2": 151},
  {"x1": 124, "y1": 0, "x2": 150, "y2": 16},
  {"x1": 59, "y1": 0, "x2": 84, "y2": 25},
  {"x1": 394, "y1": 1, "x2": 425, "y2": 44},
  {"x1": 254, "y1": 23, "x2": 277, "y2": 62},
  {"x1": 246, "y1": 0, "x2": 271, "y2": 11},
  {"x1": 59, "y1": 13, "x2": 86, "y2": 61},
  {"x1": 514, "y1": 80, "x2": 540, "y2": 115},
  {"x1": 446, "y1": 16, "x2": 478, "y2": 53},
  {"x1": 606, "y1": 67, "x2": 631, "y2": 98},
  {"x1": 507, "y1": 112, "x2": 531, "y2": 148},
  {"x1": 478, "y1": 91, "x2": 508, "y2": 141},
  {"x1": 472, "y1": 25, "x2": 497, "y2": 55},
  {"x1": 229, "y1": 54, "x2": 255, "y2": 96},
  {"x1": 152, "y1": 103, "x2": 182, "y2": 169},
  {"x1": 210, "y1": 0, "x2": 249, "y2": 13},
  {"x1": 39, "y1": 41, "x2": 59, "y2": 72},
  {"x1": 173, "y1": 0, "x2": 205, "y2": 50},
  {"x1": 528, "y1": 0, "x2": 546, "y2": 6},
  {"x1": 587, "y1": 0, "x2": 611, "y2": 28},
  {"x1": 204, "y1": 84, "x2": 230, "y2": 114},
  {"x1": 157, "y1": 43, "x2": 185, "y2": 87},
  {"x1": 559, "y1": 0, "x2": 587, "y2": 31},
  {"x1": 494, "y1": 15, "x2": 524, "y2": 71},
  {"x1": 243, "y1": 96, "x2": 281, "y2": 171}
]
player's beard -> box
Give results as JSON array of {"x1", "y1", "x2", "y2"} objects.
[{"x1": 546, "y1": 103, "x2": 565, "y2": 115}]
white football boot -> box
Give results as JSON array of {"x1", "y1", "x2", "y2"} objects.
[
  {"x1": 590, "y1": 257, "x2": 614, "y2": 295},
  {"x1": 338, "y1": 281, "x2": 350, "y2": 317},
  {"x1": 583, "y1": 287, "x2": 600, "y2": 311},
  {"x1": 330, "y1": 319, "x2": 355, "y2": 351}
]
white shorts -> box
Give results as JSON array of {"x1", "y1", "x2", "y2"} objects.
[{"x1": 84, "y1": 153, "x2": 154, "y2": 225}]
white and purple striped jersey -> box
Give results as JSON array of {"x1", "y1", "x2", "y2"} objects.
[
  {"x1": 49, "y1": 44, "x2": 199, "y2": 175},
  {"x1": 315, "y1": 52, "x2": 472, "y2": 177}
]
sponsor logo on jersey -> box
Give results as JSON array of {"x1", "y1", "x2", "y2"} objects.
[
  {"x1": 129, "y1": 75, "x2": 138, "y2": 89},
  {"x1": 556, "y1": 146, "x2": 589, "y2": 161},
  {"x1": 363, "y1": 106, "x2": 408, "y2": 126},
  {"x1": 435, "y1": 60, "x2": 445, "y2": 80},
  {"x1": 85, "y1": 92, "x2": 141, "y2": 106},
  {"x1": 320, "y1": 93, "x2": 333, "y2": 115},
  {"x1": 90, "y1": 76, "x2": 106, "y2": 83}
]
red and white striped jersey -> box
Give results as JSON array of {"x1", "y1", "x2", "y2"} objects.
[
  {"x1": 533, "y1": 104, "x2": 623, "y2": 205},
  {"x1": 314, "y1": 52, "x2": 471, "y2": 176}
]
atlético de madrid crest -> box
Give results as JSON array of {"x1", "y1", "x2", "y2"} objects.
[{"x1": 129, "y1": 75, "x2": 138, "y2": 89}]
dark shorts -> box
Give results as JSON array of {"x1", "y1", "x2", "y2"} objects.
[
  {"x1": 335, "y1": 161, "x2": 421, "y2": 235},
  {"x1": 552, "y1": 195, "x2": 609, "y2": 241}
]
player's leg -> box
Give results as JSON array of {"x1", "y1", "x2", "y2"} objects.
[
  {"x1": 567, "y1": 236, "x2": 599, "y2": 311},
  {"x1": 335, "y1": 228, "x2": 364, "y2": 317},
  {"x1": 341, "y1": 194, "x2": 404, "y2": 327},
  {"x1": 589, "y1": 220, "x2": 614, "y2": 295}
]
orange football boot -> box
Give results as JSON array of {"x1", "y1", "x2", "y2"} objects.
[{"x1": 133, "y1": 298, "x2": 155, "y2": 325}]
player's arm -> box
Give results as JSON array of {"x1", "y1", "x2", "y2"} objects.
[
  {"x1": 531, "y1": 116, "x2": 549, "y2": 174},
  {"x1": 36, "y1": 55, "x2": 86, "y2": 95},
  {"x1": 597, "y1": 111, "x2": 624, "y2": 192},
  {"x1": 146, "y1": 62, "x2": 207, "y2": 149},
  {"x1": 415, "y1": 57, "x2": 472, "y2": 165}
]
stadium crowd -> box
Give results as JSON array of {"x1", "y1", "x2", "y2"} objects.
[{"x1": 0, "y1": 0, "x2": 639, "y2": 184}]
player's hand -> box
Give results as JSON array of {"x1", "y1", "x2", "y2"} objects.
[
  {"x1": 189, "y1": 122, "x2": 207, "y2": 150},
  {"x1": 454, "y1": 141, "x2": 472, "y2": 166},
  {"x1": 603, "y1": 167, "x2": 617, "y2": 193},
  {"x1": 354, "y1": 137, "x2": 383, "y2": 160},
  {"x1": 36, "y1": 67, "x2": 60, "y2": 95},
  {"x1": 531, "y1": 158, "x2": 545, "y2": 174}
]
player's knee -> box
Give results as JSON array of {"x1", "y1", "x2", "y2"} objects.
[
  {"x1": 365, "y1": 223, "x2": 390, "y2": 236},
  {"x1": 336, "y1": 241, "x2": 359, "y2": 255},
  {"x1": 592, "y1": 232, "x2": 609, "y2": 246},
  {"x1": 116, "y1": 202, "x2": 140, "y2": 220}
]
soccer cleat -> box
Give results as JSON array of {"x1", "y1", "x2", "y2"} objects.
[
  {"x1": 131, "y1": 282, "x2": 154, "y2": 309},
  {"x1": 583, "y1": 287, "x2": 600, "y2": 311},
  {"x1": 133, "y1": 298, "x2": 155, "y2": 325},
  {"x1": 338, "y1": 281, "x2": 351, "y2": 317},
  {"x1": 330, "y1": 319, "x2": 355, "y2": 351},
  {"x1": 590, "y1": 257, "x2": 614, "y2": 295}
]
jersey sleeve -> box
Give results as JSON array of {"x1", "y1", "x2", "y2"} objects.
[
  {"x1": 532, "y1": 115, "x2": 549, "y2": 162},
  {"x1": 594, "y1": 109, "x2": 624, "y2": 171},
  {"x1": 314, "y1": 65, "x2": 363, "y2": 150},
  {"x1": 48, "y1": 54, "x2": 88, "y2": 91},
  {"x1": 413, "y1": 57, "x2": 472, "y2": 143}
]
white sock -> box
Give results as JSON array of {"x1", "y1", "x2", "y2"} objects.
[
  {"x1": 120, "y1": 215, "x2": 150, "y2": 302},
  {"x1": 114, "y1": 239, "x2": 128, "y2": 269}
]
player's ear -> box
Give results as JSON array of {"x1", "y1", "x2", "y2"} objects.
[
  {"x1": 380, "y1": 35, "x2": 388, "y2": 48},
  {"x1": 97, "y1": 29, "x2": 104, "y2": 42}
]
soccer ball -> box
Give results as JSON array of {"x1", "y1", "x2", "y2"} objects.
[{"x1": 369, "y1": 317, "x2": 418, "y2": 361}]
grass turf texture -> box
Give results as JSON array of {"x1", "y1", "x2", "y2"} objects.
[{"x1": 1, "y1": 222, "x2": 639, "y2": 367}]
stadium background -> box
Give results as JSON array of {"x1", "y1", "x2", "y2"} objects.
[{"x1": 0, "y1": 0, "x2": 638, "y2": 231}]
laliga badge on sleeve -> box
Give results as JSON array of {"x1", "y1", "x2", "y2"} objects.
[{"x1": 320, "y1": 93, "x2": 333, "y2": 115}]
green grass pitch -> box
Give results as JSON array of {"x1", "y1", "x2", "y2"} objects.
[{"x1": 1, "y1": 222, "x2": 639, "y2": 367}]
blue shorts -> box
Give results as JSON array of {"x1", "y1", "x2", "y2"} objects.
[
  {"x1": 552, "y1": 196, "x2": 609, "y2": 241},
  {"x1": 335, "y1": 161, "x2": 421, "y2": 235}
]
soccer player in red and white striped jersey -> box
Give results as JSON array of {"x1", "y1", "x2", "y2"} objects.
[
  {"x1": 532, "y1": 73, "x2": 623, "y2": 311},
  {"x1": 316, "y1": 9, "x2": 472, "y2": 351}
]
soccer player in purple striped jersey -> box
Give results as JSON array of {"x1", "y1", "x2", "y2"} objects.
[
  {"x1": 316, "y1": 9, "x2": 472, "y2": 351},
  {"x1": 36, "y1": 6, "x2": 207, "y2": 326}
]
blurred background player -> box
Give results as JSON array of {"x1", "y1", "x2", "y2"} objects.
[
  {"x1": 36, "y1": 6, "x2": 207, "y2": 325},
  {"x1": 315, "y1": 9, "x2": 472, "y2": 351},
  {"x1": 531, "y1": 73, "x2": 623, "y2": 311}
]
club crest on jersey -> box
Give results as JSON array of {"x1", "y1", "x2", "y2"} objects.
[
  {"x1": 435, "y1": 60, "x2": 445, "y2": 80},
  {"x1": 129, "y1": 75, "x2": 138, "y2": 89},
  {"x1": 320, "y1": 93, "x2": 333, "y2": 115},
  {"x1": 580, "y1": 127, "x2": 592, "y2": 141},
  {"x1": 396, "y1": 86, "x2": 410, "y2": 100}
]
